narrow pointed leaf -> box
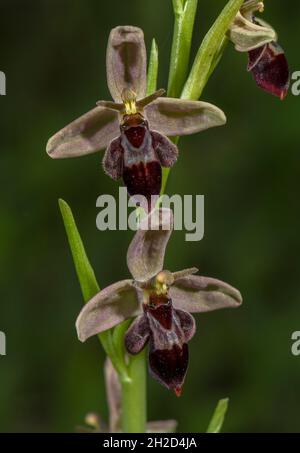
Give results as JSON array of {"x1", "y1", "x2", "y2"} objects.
[
  {"x1": 58, "y1": 199, "x2": 130, "y2": 381},
  {"x1": 182, "y1": 0, "x2": 244, "y2": 100},
  {"x1": 147, "y1": 39, "x2": 159, "y2": 96},
  {"x1": 168, "y1": 0, "x2": 198, "y2": 98},
  {"x1": 207, "y1": 398, "x2": 229, "y2": 433}
]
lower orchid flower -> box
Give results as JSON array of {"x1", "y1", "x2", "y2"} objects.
[
  {"x1": 78, "y1": 359, "x2": 177, "y2": 433},
  {"x1": 228, "y1": 0, "x2": 290, "y2": 99},
  {"x1": 76, "y1": 209, "x2": 242, "y2": 396},
  {"x1": 46, "y1": 26, "x2": 226, "y2": 201}
]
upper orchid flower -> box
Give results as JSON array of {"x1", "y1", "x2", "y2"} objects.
[
  {"x1": 76, "y1": 209, "x2": 242, "y2": 396},
  {"x1": 46, "y1": 26, "x2": 226, "y2": 201},
  {"x1": 228, "y1": 0, "x2": 290, "y2": 99}
]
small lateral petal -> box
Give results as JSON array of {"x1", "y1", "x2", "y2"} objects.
[
  {"x1": 175, "y1": 309, "x2": 196, "y2": 343},
  {"x1": 127, "y1": 209, "x2": 173, "y2": 282},
  {"x1": 172, "y1": 267, "x2": 199, "y2": 281},
  {"x1": 103, "y1": 136, "x2": 124, "y2": 181},
  {"x1": 76, "y1": 279, "x2": 141, "y2": 342},
  {"x1": 248, "y1": 41, "x2": 290, "y2": 99},
  {"x1": 151, "y1": 131, "x2": 178, "y2": 168},
  {"x1": 46, "y1": 107, "x2": 120, "y2": 159},
  {"x1": 170, "y1": 275, "x2": 242, "y2": 313},
  {"x1": 145, "y1": 98, "x2": 226, "y2": 137},
  {"x1": 124, "y1": 315, "x2": 150, "y2": 355},
  {"x1": 106, "y1": 26, "x2": 147, "y2": 103}
]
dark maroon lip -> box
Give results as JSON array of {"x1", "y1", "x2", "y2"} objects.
[
  {"x1": 125, "y1": 126, "x2": 147, "y2": 148},
  {"x1": 125, "y1": 295, "x2": 196, "y2": 396},
  {"x1": 149, "y1": 343, "x2": 189, "y2": 396},
  {"x1": 248, "y1": 42, "x2": 290, "y2": 100},
  {"x1": 123, "y1": 161, "x2": 162, "y2": 201}
]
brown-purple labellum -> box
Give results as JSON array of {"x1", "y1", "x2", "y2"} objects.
[
  {"x1": 248, "y1": 41, "x2": 290, "y2": 100},
  {"x1": 121, "y1": 113, "x2": 162, "y2": 202},
  {"x1": 123, "y1": 161, "x2": 162, "y2": 202},
  {"x1": 144, "y1": 296, "x2": 194, "y2": 396}
]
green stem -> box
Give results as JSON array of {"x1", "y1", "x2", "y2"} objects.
[
  {"x1": 168, "y1": 0, "x2": 198, "y2": 98},
  {"x1": 121, "y1": 349, "x2": 147, "y2": 433},
  {"x1": 163, "y1": 0, "x2": 241, "y2": 194},
  {"x1": 182, "y1": 0, "x2": 243, "y2": 101},
  {"x1": 119, "y1": 39, "x2": 161, "y2": 433}
]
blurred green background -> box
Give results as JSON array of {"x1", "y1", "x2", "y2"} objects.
[{"x1": 0, "y1": 0, "x2": 299, "y2": 433}]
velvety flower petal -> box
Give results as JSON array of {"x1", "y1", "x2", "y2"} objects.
[
  {"x1": 169, "y1": 275, "x2": 242, "y2": 313},
  {"x1": 175, "y1": 309, "x2": 196, "y2": 342},
  {"x1": 127, "y1": 209, "x2": 173, "y2": 282},
  {"x1": 151, "y1": 131, "x2": 178, "y2": 168},
  {"x1": 103, "y1": 136, "x2": 124, "y2": 180},
  {"x1": 124, "y1": 315, "x2": 150, "y2": 354},
  {"x1": 76, "y1": 280, "x2": 141, "y2": 342},
  {"x1": 145, "y1": 98, "x2": 226, "y2": 137},
  {"x1": 46, "y1": 107, "x2": 120, "y2": 159},
  {"x1": 229, "y1": 11, "x2": 276, "y2": 52},
  {"x1": 248, "y1": 41, "x2": 290, "y2": 99},
  {"x1": 106, "y1": 26, "x2": 147, "y2": 103}
]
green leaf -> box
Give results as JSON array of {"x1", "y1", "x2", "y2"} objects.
[
  {"x1": 58, "y1": 199, "x2": 130, "y2": 382},
  {"x1": 182, "y1": 0, "x2": 244, "y2": 100},
  {"x1": 206, "y1": 36, "x2": 229, "y2": 82},
  {"x1": 147, "y1": 39, "x2": 159, "y2": 96},
  {"x1": 59, "y1": 199, "x2": 100, "y2": 301},
  {"x1": 206, "y1": 398, "x2": 229, "y2": 433},
  {"x1": 168, "y1": 0, "x2": 198, "y2": 98}
]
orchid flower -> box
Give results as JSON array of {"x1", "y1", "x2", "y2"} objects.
[
  {"x1": 76, "y1": 209, "x2": 242, "y2": 396},
  {"x1": 228, "y1": 0, "x2": 290, "y2": 99},
  {"x1": 46, "y1": 26, "x2": 226, "y2": 201}
]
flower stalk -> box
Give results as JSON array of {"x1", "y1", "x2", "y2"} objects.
[
  {"x1": 168, "y1": 0, "x2": 198, "y2": 98},
  {"x1": 121, "y1": 349, "x2": 147, "y2": 433},
  {"x1": 54, "y1": 0, "x2": 255, "y2": 434},
  {"x1": 117, "y1": 37, "x2": 161, "y2": 433},
  {"x1": 182, "y1": 0, "x2": 244, "y2": 101}
]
